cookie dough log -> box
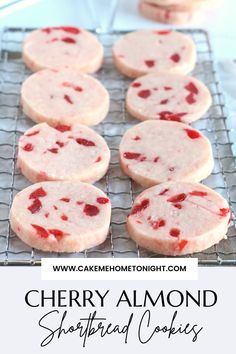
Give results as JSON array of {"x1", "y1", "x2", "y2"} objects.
[
  {"x1": 127, "y1": 182, "x2": 230, "y2": 255},
  {"x1": 21, "y1": 69, "x2": 109, "y2": 126},
  {"x1": 10, "y1": 182, "x2": 111, "y2": 252},
  {"x1": 112, "y1": 30, "x2": 196, "y2": 78},
  {"x1": 126, "y1": 73, "x2": 212, "y2": 124},
  {"x1": 17, "y1": 122, "x2": 110, "y2": 184},
  {"x1": 23, "y1": 26, "x2": 103, "y2": 73},
  {"x1": 119, "y1": 120, "x2": 213, "y2": 187}
]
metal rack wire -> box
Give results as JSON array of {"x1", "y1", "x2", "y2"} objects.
[{"x1": 0, "y1": 27, "x2": 236, "y2": 265}]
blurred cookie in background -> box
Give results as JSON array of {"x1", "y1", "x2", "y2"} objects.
[{"x1": 139, "y1": 0, "x2": 219, "y2": 25}]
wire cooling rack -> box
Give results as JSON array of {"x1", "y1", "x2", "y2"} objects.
[{"x1": 0, "y1": 27, "x2": 236, "y2": 265}]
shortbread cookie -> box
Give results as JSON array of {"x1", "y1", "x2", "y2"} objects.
[
  {"x1": 126, "y1": 73, "x2": 212, "y2": 123},
  {"x1": 119, "y1": 120, "x2": 213, "y2": 187},
  {"x1": 18, "y1": 122, "x2": 110, "y2": 183},
  {"x1": 112, "y1": 30, "x2": 196, "y2": 78},
  {"x1": 21, "y1": 69, "x2": 109, "y2": 126},
  {"x1": 142, "y1": 0, "x2": 215, "y2": 11},
  {"x1": 139, "y1": 1, "x2": 202, "y2": 24},
  {"x1": 23, "y1": 26, "x2": 103, "y2": 73},
  {"x1": 10, "y1": 181, "x2": 111, "y2": 252},
  {"x1": 127, "y1": 182, "x2": 230, "y2": 255}
]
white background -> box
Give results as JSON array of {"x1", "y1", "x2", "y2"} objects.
[{"x1": 0, "y1": 267, "x2": 235, "y2": 353}]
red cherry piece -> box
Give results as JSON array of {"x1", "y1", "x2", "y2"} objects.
[
  {"x1": 189, "y1": 190, "x2": 207, "y2": 197},
  {"x1": 61, "y1": 37, "x2": 76, "y2": 44},
  {"x1": 31, "y1": 224, "x2": 49, "y2": 238},
  {"x1": 154, "y1": 156, "x2": 159, "y2": 163},
  {"x1": 169, "y1": 228, "x2": 180, "y2": 237},
  {"x1": 44, "y1": 213, "x2": 49, "y2": 218},
  {"x1": 53, "y1": 205, "x2": 58, "y2": 210},
  {"x1": 55, "y1": 124, "x2": 71, "y2": 132},
  {"x1": 150, "y1": 218, "x2": 166, "y2": 230},
  {"x1": 179, "y1": 239, "x2": 188, "y2": 251},
  {"x1": 170, "y1": 53, "x2": 180, "y2": 63},
  {"x1": 167, "y1": 193, "x2": 187, "y2": 203},
  {"x1": 130, "y1": 199, "x2": 150, "y2": 216},
  {"x1": 42, "y1": 27, "x2": 52, "y2": 34},
  {"x1": 132, "y1": 82, "x2": 141, "y2": 88},
  {"x1": 156, "y1": 30, "x2": 171, "y2": 35},
  {"x1": 95, "y1": 156, "x2": 102, "y2": 163},
  {"x1": 42, "y1": 27, "x2": 80, "y2": 35},
  {"x1": 138, "y1": 89, "x2": 151, "y2": 99},
  {"x1": 28, "y1": 199, "x2": 42, "y2": 214},
  {"x1": 84, "y1": 204, "x2": 100, "y2": 216},
  {"x1": 97, "y1": 197, "x2": 109, "y2": 204},
  {"x1": 219, "y1": 208, "x2": 230, "y2": 217},
  {"x1": 144, "y1": 60, "x2": 155, "y2": 67},
  {"x1": 62, "y1": 82, "x2": 83, "y2": 92},
  {"x1": 159, "y1": 188, "x2": 169, "y2": 196},
  {"x1": 184, "y1": 129, "x2": 201, "y2": 139},
  {"x1": 60, "y1": 198, "x2": 70, "y2": 202},
  {"x1": 164, "y1": 86, "x2": 172, "y2": 91},
  {"x1": 64, "y1": 94, "x2": 73, "y2": 104},
  {"x1": 25, "y1": 130, "x2": 39, "y2": 137},
  {"x1": 22, "y1": 143, "x2": 33, "y2": 152},
  {"x1": 133, "y1": 136, "x2": 141, "y2": 141},
  {"x1": 61, "y1": 214, "x2": 68, "y2": 221},
  {"x1": 29, "y1": 187, "x2": 47, "y2": 199},
  {"x1": 59, "y1": 26, "x2": 80, "y2": 34},
  {"x1": 75, "y1": 86, "x2": 83, "y2": 92},
  {"x1": 76, "y1": 138, "x2": 95, "y2": 147},
  {"x1": 186, "y1": 93, "x2": 196, "y2": 104},
  {"x1": 160, "y1": 99, "x2": 168, "y2": 105},
  {"x1": 123, "y1": 152, "x2": 141, "y2": 160},
  {"x1": 159, "y1": 111, "x2": 187, "y2": 122},
  {"x1": 48, "y1": 148, "x2": 59, "y2": 154},
  {"x1": 173, "y1": 203, "x2": 182, "y2": 209},
  {"x1": 185, "y1": 82, "x2": 199, "y2": 95},
  {"x1": 48, "y1": 229, "x2": 65, "y2": 238},
  {"x1": 56, "y1": 141, "x2": 65, "y2": 148}
]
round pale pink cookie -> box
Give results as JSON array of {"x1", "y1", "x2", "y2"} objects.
[
  {"x1": 119, "y1": 120, "x2": 213, "y2": 188},
  {"x1": 21, "y1": 69, "x2": 109, "y2": 126},
  {"x1": 23, "y1": 26, "x2": 103, "y2": 73},
  {"x1": 142, "y1": 0, "x2": 215, "y2": 11},
  {"x1": 139, "y1": 1, "x2": 203, "y2": 24},
  {"x1": 10, "y1": 181, "x2": 111, "y2": 252},
  {"x1": 17, "y1": 122, "x2": 110, "y2": 183},
  {"x1": 112, "y1": 30, "x2": 196, "y2": 78},
  {"x1": 127, "y1": 182, "x2": 230, "y2": 255},
  {"x1": 126, "y1": 73, "x2": 212, "y2": 124}
]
